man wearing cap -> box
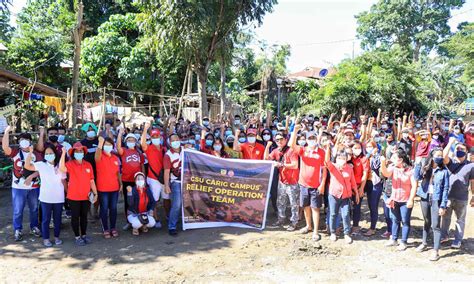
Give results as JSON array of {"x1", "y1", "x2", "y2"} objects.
[
  {"x1": 234, "y1": 128, "x2": 265, "y2": 160},
  {"x1": 2, "y1": 125, "x2": 42, "y2": 241},
  {"x1": 264, "y1": 132, "x2": 300, "y2": 231},
  {"x1": 289, "y1": 124, "x2": 327, "y2": 241},
  {"x1": 398, "y1": 127, "x2": 414, "y2": 160},
  {"x1": 141, "y1": 122, "x2": 168, "y2": 228},
  {"x1": 441, "y1": 137, "x2": 474, "y2": 249}
]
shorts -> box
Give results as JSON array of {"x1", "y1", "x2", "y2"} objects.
[
  {"x1": 299, "y1": 185, "x2": 323, "y2": 208},
  {"x1": 147, "y1": 177, "x2": 169, "y2": 200}
]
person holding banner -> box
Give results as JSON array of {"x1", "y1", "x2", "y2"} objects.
[
  {"x1": 234, "y1": 128, "x2": 265, "y2": 160},
  {"x1": 289, "y1": 124, "x2": 327, "y2": 241},
  {"x1": 265, "y1": 132, "x2": 300, "y2": 231},
  {"x1": 163, "y1": 134, "x2": 182, "y2": 236},
  {"x1": 126, "y1": 172, "x2": 157, "y2": 236},
  {"x1": 141, "y1": 122, "x2": 167, "y2": 228}
]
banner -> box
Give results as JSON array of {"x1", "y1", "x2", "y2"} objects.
[{"x1": 181, "y1": 149, "x2": 274, "y2": 230}]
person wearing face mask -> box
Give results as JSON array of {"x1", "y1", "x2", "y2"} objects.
[
  {"x1": 289, "y1": 125, "x2": 327, "y2": 241},
  {"x1": 260, "y1": 129, "x2": 276, "y2": 152},
  {"x1": 398, "y1": 128, "x2": 414, "y2": 161},
  {"x1": 95, "y1": 136, "x2": 121, "y2": 238},
  {"x1": 440, "y1": 138, "x2": 474, "y2": 249},
  {"x1": 163, "y1": 134, "x2": 183, "y2": 236},
  {"x1": 200, "y1": 129, "x2": 215, "y2": 155},
  {"x1": 265, "y1": 133, "x2": 300, "y2": 231},
  {"x1": 350, "y1": 141, "x2": 369, "y2": 236},
  {"x1": 126, "y1": 172, "x2": 156, "y2": 236},
  {"x1": 2, "y1": 126, "x2": 42, "y2": 241},
  {"x1": 363, "y1": 141, "x2": 384, "y2": 237},
  {"x1": 141, "y1": 123, "x2": 167, "y2": 229},
  {"x1": 24, "y1": 145, "x2": 65, "y2": 247},
  {"x1": 415, "y1": 130, "x2": 431, "y2": 164},
  {"x1": 380, "y1": 149, "x2": 417, "y2": 251},
  {"x1": 234, "y1": 128, "x2": 265, "y2": 160},
  {"x1": 57, "y1": 126, "x2": 72, "y2": 155},
  {"x1": 116, "y1": 129, "x2": 145, "y2": 226},
  {"x1": 37, "y1": 127, "x2": 62, "y2": 154},
  {"x1": 414, "y1": 148, "x2": 449, "y2": 261},
  {"x1": 324, "y1": 144, "x2": 359, "y2": 244},
  {"x1": 464, "y1": 124, "x2": 474, "y2": 152},
  {"x1": 188, "y1": 132, "x2": 199, "y2": 150},
  {"x1": 202, "y1": 117, "x2": 211, "y2": 131},
  {"x1": 297, "y1": 135, "x2": 306, "y2": 147},
  {"x1": 210, "y1": 138, "x2": 229, "y2": 158},
  {"x1": 59, "y1": 143, "x2": 98, "y2": 246},
  {"x1": 449, "y1": 124, "x2": 465, "y2": 146},
  {"x1": 224, "y1": 135, "x2": 241, "y2": 158},
  {"x1": 429, "y1": 129, "x2": 443, "y2": 151}
]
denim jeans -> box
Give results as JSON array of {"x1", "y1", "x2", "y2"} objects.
[
  {"x1": 390, "y1": 201, "x2": 412, "y2": 243},
  {"x1": 328, "y1": 194, "x2": 351, "y2": 235},
  {"x1": 169, "y1": 181, "x2": 182, "y2": 231},
  {"x1": 40, "y1": 202, "x2": 63, "y2": 239},
  {"x1": 441, "y1": 199, "x2": 468, "y2": 243},
  {"x1": 420, "y1": 197, "x2": 442, "y2": 250},
  {"x1": 12, "y1": 188, "x2": 39, "y2": 231},
  {"x1": 366, "y1": 182, "x2": 383, "y2": 230},
  {"x1": 382, "y1": 193, "x2": 393, "y2": 234},
  {"x1": 98, "y1": 191, "x2": 119, "y2": 231}
]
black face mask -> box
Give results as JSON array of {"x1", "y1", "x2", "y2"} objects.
[
  {"x1": 227, "y1": 142, "x2": 234, "y2": 148},
  {"x1": 49, "y1": 135, "x2": 58, "y2": 143}
]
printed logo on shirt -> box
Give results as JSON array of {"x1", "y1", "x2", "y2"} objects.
[
  {"x1": 114, "y1": 161, "x2": 119, "y2": 166},
  {"x1": 86, "y1": 168, "x2": 91, "y2": 173},
  {"x1": 125, "y1": 154, "x2": 140, "y2": 163},
  {"x1": 342, "y1": 172, "x2": 350, "y2": 178},
  {"x1": 256, "y1": 151, "x2": 260, "y2": 155}
]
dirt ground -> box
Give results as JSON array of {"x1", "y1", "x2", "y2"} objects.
[{"x1": 0, "y1": 188, "x2": 473, "y2": 283}]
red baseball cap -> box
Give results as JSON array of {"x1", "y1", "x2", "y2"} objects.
[
  {"x1": 246, "y1": 128, "x2": 257, "y2": 136},
  {"x1": 150, "y1": 129, "x2": 161, "y2": 137}
]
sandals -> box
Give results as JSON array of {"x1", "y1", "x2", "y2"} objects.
[
  {"x1": 132, "y1": 228, "x2": 139, "y2": 236},
  {"x1": 103, "y1": 230, "x2": 111, "y2": 239},
  {"x1": 111, "y1": 229, "x2": 119, "y2": 238},
  {"x1": 142, "y1": 226, "x2": 149, "y2": 233},
  {"x1": 363, "y1": 229, "x2": 376, "y2": 237}
]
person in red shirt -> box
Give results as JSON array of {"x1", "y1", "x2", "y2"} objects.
[
  {"x1": 95, "y1": 136, "x2": 122, "y2": 238},
  {"x1": 117, "y1": 128, "x2": 145, "y2": 228},
  {"x1": 200, "y1": 128, "x2": 215, "y2": 155},
  {"x1": 351, "y1": 141, "x2": 369, "y2": 235},
  {"x1": 233, "y1": 128, "x2": 265, "y2": 160},
  {"x1": 126, "y1": 172, "x2": 157, "y2": 236},
  {"x1": 59, "y1": 143, "x2": 98, "y2": 246},
  {"x1": 289, "y1": 124, "x2": 327, "y2": 242},
  {"x1": 210, "y1": 137, "x2": 230, "y2": 158},
  {"x1": 265, "y1": 132, "x2": 300, "y2": 231},
  {"x1": 324, "y1": 143, "x2": 359, "y2": 244},
  {"x1": 141, "y1": 122, "x2": 167, "y2": 228}
]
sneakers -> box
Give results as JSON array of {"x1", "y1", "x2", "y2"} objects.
[
  {"x1": 154, "y1": 221, "x2": 163, "y2": 229},
  {"x1": 122, "y1": 223, "x2": 132, "y2": 231},
  {"x1": 429, "y1": 250, "x2": 440, "y2": 261},
  {"x1": 397, "y1": 242, "x2": 408, "y2": 251},
  {"x1": 416, "y1": 243, "x2": 427, "y2": 252},
  {"x1": 330, "y1": 234, "x2": 337, "y2": 242},
  {"x1": 81, "y1": 235, "x2": 92, "y2": 244},
  {"x1": 30, "y1": 227, "x2": 41, "y2": 237},
  {"x1": 312, "y1": 233, "x2": 321, "y2": 242},
  {"x1": 14, "y1": 230, "x2": 23, "y2": 242},
  {"x1": 54, "y1": 238, "x2": 63, "y2": 245},
  {"x1": 75, "y1": 237, "x2": 86, "y2": 246},
  {"x1": 299, "y1": 226, "x2": 312, "y2": 234},
  {"x1": 385, "y1": 239, "x2": 397, "y2": 247},
  {"x1": 286, "y1": 223, "x2": 297, "y2": 232},
  {"x1": 344, "y1": 235, "x2": 353, "y2": 244},
  {"x1": 451, "y1": 241, "x2": 461, "y2": 249},
  {"x1": 43, "y1": 239, "x2": 53, "y2": 247},
  {"x1": 168, "y1": 229, "x2": 178, "y2": 236}
]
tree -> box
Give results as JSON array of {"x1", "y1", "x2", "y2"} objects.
[
  {"x1": 0, "y1": 3, "x2": 12, "y2": 43},
  {"x1": 137, "y1": 0, "x2": 277, "y2": 117},
  {"x1": 356, "y1": 0, "x2": 465, "y2": 62}
]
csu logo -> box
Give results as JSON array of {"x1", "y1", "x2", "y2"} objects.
[{"x1": 126, "y1": 154, "x2": 140, "y2": 163}]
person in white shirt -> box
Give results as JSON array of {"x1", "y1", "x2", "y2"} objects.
[{"x1": 25, "y1": 145, "x2": 67, "y2": 247}]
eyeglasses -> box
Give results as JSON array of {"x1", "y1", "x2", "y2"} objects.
[{"x1": 275, "y1": 138, "x2": 284, "y2": 142}]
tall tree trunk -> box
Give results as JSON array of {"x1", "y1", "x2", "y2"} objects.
[
  {"x1": 187, "y1": 68, "x2": 193, "y2": 95},
  {"x1": 196, "y1": 70, "x2": 209, "y2": 119},
  {"x1": 219, "y1": 60, "x2": 226, "y2": 114},
  {"x1": 68, "y1": 1, "x2": 85, "y2": 128},
  {"x1": 159, "y1": 74, "x2": 165, "y2": 117}
]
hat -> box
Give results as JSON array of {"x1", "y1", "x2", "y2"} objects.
[
  {"x1": 225, "y1": 135, "x2": 235, "y2": 142},
  {"x1": 344, "y1": 128, "x2": 355, "y2": 135},
  {"x1": 68, "y1": 142, "x2": 88, "y2": 157},
  {"x1": 134, "y1": 172, "x2": 145, "y2": 180},
  {"x1": 81, "y1": 122, "x2": 98, "y2": 133},
  {"x1": 246, "y1": 128, "x2": 257, "y2": 136},
  {"x1": 150, "y1": 129, "x2": 161, "y2": 137},
  {"x1": 125, "y1": 133, "x2": 137, "y2": 141},
  {"x1": 305, "y1": 131, "x2": 317, "y2": 139}
]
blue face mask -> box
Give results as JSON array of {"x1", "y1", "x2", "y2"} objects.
[
  {"x1": 203, "y1": 121, "x2": 209, "y2": 126},
  {"x1": 103, "y1": 145, "x2": 113, "y2": 153},
  {"x1": 189, "y1": 139, "x2": 196, "y2": 145},
  {"x1": 205, "y1": 139, "x2": 213, "y2": 147},
  {"x1": 238, "y1": 137, "x2": 246, "y2": 143},
  {"x1": 74, "y1": 152, "x2": 84, "y2": 161},
  {"x1": 433, "y1": 157, "x2": 444, "y2": 166},
  {"x1": 195, "y1": 135, "x2": 201, "y2": 140},
  {"x1": 44, "y1": 153, "x2": 55, "y2": 162},
  {"x1": 225, "y1": 130, "x2": 232, "y2": 137},
  {"x1": 58, "y1": 135, "x2": 65, "y2": 143},
  {"x1": 456, "y1": 150, "x2": 466, "y2": 158},
  {"x1": 271, "y1": 130, "x2": 277, "y2": 136},
  {"x1": 171, "y1": 141, "x2": 181, "y2": 149}
]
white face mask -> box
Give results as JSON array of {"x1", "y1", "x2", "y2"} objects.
[
  {"x1": 432, "y1": 135, "x2": 439, "y2": 140},
  {"x1": 336, "y1": 158, "x2": 346, "y2": 167},
  {"x1": 19, "y1": 139, "x2": 30, "y2": 149},
  {"x1": 247, "y1": 137, "x2": 256, "y2": 144},
  {"x1": 136, "y1": 179, "x2": 145, "y2": 187},
  {"x1": 353, "y1": 149, "x2": 362, "y2": 156},
  {"x1": 297, "y1": 140, "x2": 306, "y2": 146},
  {"x1": 262, "y1": 134, "x2": 271, "y2": 141},
  {"x1": 307, "y1": 140, "x2": 317, "y2": 148},
  {"x1": 86, "y1": 130, "x2": 96, "y2": 138},
  {"x1": 126, "y1": 142, "x2": 136, "y2": 149},
  {"x1": 402, "y1": 133, "x2": 409, "y2": 139}
]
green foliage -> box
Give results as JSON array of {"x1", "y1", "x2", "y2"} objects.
[
  {"x1": 282, "y1": 80, "x2": 318, "y2": 115},
  {"x1": 0, "y1": 6, "x2": 12, "y2": 43},
  {"x1": 356, "y1": 0, "x2": 465, "y2": 61},
  {"x1": 5, "y1": 0, "x2": 75, "y2": 87},
  {"x1": 255, "y1": 43, "x2": 291, "y2": 79},
  {"x1": 228, "y1": 78, "x2": 260, "y2": 113}
]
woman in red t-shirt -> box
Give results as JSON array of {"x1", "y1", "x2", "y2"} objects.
[
  {"x1": 351, "y1": 140, "x2": 369, "y2": 235},
  {"x1": 95, "y1": 136, "x2": 122, "y2": 238},
  {"x1": 210, "y1": 137, "x2": 229, "y2": 158},
  {"x1": 59, "y1": 143, "x2": 98, "y2": 246}
]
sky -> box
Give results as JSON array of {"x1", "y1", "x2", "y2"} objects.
[{"x1": 9, "y1": 0, "x2": 474, "y2": 72}]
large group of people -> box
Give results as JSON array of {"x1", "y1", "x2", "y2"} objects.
[{"x1": 2, "y1": 108, "x2": 473, "y2": 261}]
